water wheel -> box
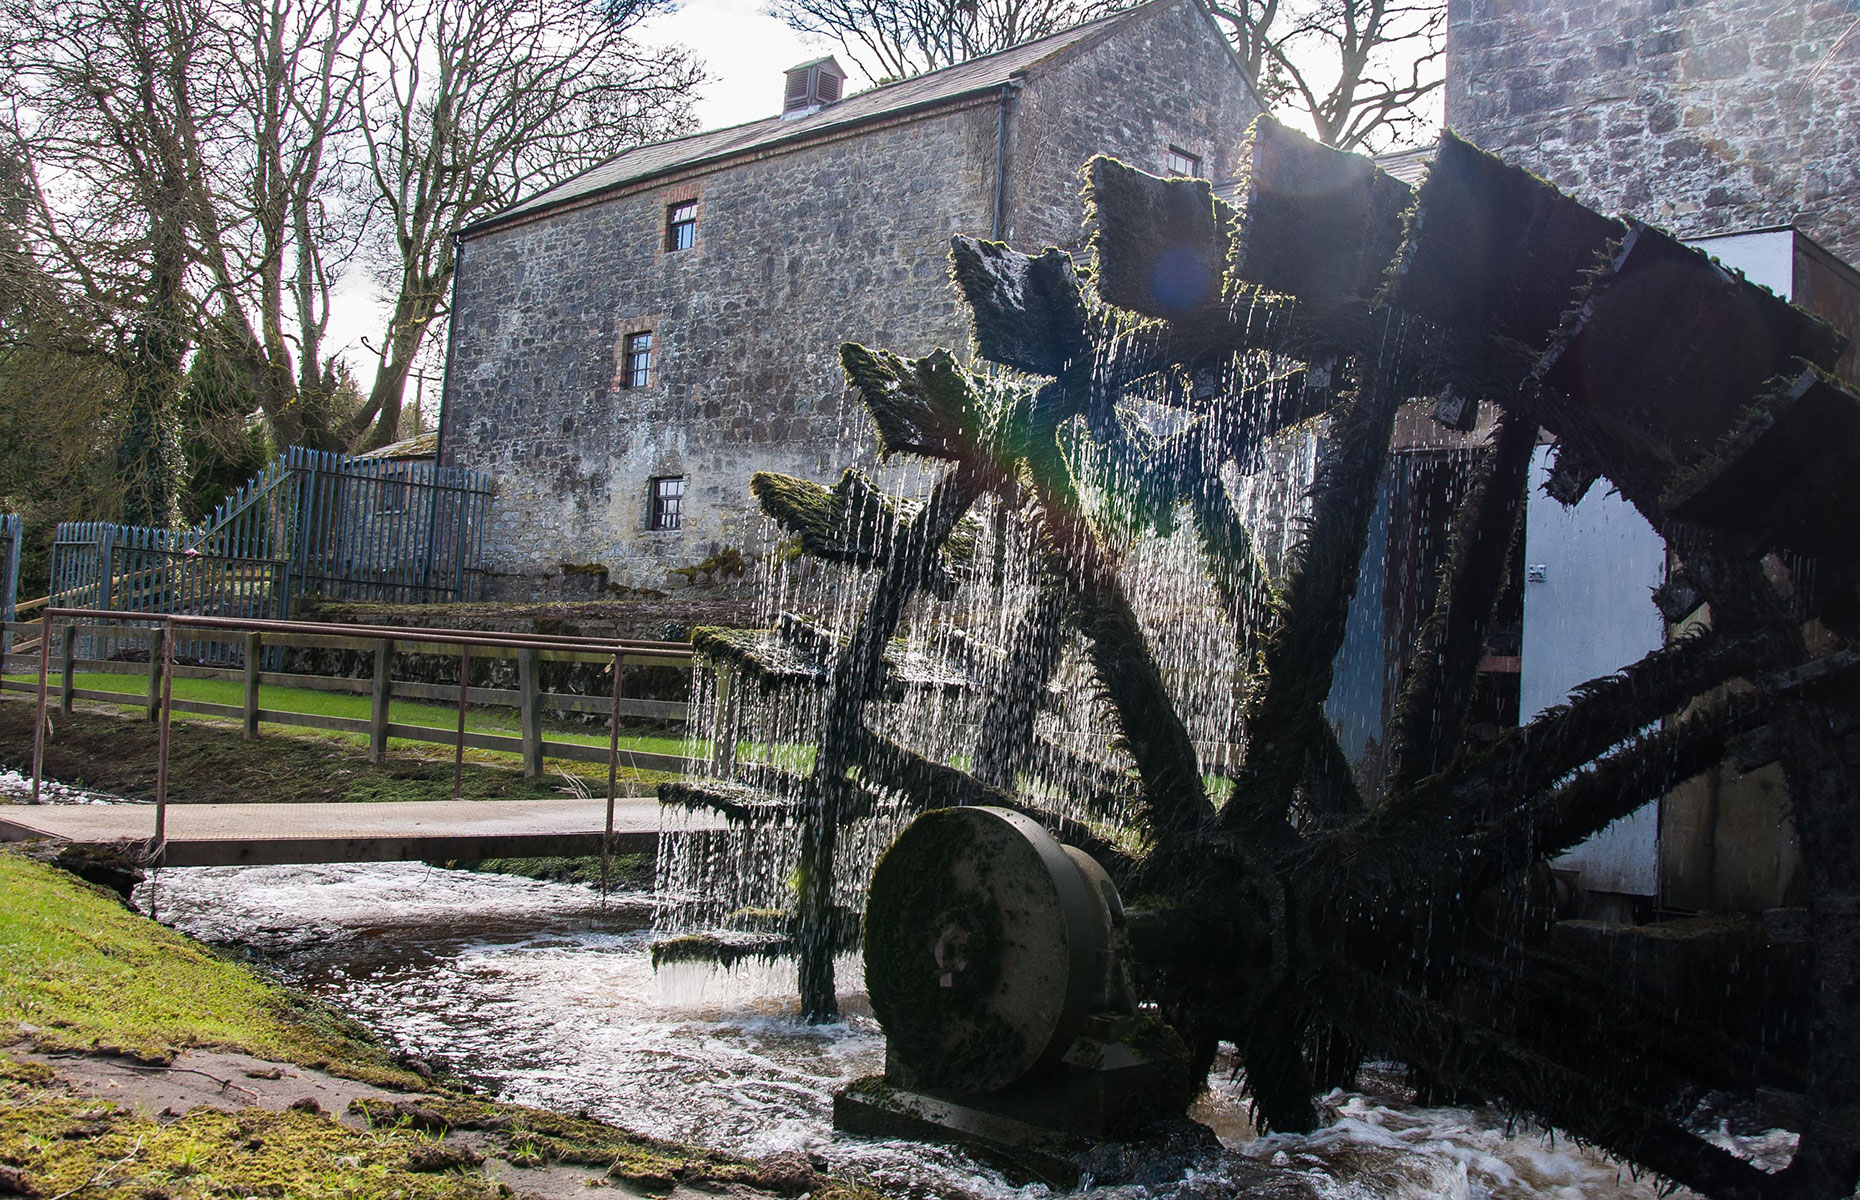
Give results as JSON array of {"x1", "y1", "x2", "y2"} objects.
[{"x1": 660, "y1": 119, "x2": 1860, "y2": 1200}]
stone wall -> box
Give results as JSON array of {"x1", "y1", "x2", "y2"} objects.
[
  {"x1": 442, "y1": 104, "x2": 997, "y2": 595},
  {"x1": 1007, "y1": 0, "x2": 1261, "y2": 254},
  {"x1": 1446, "y1": 0, "x2": 1860, "y2": 263}
]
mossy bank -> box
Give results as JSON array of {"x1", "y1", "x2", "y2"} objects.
[{"x1": 0, "y1": 850, "x2": 879, "y2": 1199}]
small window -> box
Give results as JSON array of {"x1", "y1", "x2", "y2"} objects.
[
  {"x1": 1166, "y1": 145, "x2": 1201, "y2": 178},
  {"x1": 649, "y1": 476, "x2": 685, "y2": 531},
  {"x1": 623, "y1": 331, "x2": 653, "y2": 389},
  {"x1": 666, "y1": 201, "x2": 697, "y2": 251}
]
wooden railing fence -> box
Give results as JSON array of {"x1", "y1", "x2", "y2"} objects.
[{"x1": 3, "y1": 610, "x2": 699, "y2": 864}]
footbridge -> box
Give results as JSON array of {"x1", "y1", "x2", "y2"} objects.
[
  {"x1": 0, "y1": 796, "x2": 720, "y2": 867},
  {"x1": 1, "y1": 609, "x2": 725, "y2": 869}
]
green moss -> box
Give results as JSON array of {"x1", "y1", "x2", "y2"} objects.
[
  {"x1": 0, "y1": 1054, "x2": 54, "y2": 1085},
  {"x1": 750, "y1": 468, "x2": 909, "y2": 570},
  {"x1": 454, "y1": 854, "x2": 653, "y2": 891},
  {"x1": 1083, "y1": 155, "x2": 1226, "y2": 318},
  {"x1": 0, "y1": 1091, "x2": 505, "y2": 1199},
  {"x1": 0, "y1": 853, "x2": 888, "y2": 1200},
  {"x1": 843, "y1": 1074, "x2": 896, "y2": 1102},
  {"x1": 839, "y1": 344, "x2": 985, "y2": 462},
  {"x1": 668, "y1": 547, "x2": 749, "y2": 584},
  {"x1": 949, "y1": 236, "x2": 1091, "y2": 377},
  {"x1": 348, "y1": 1095, "x2": 865, "y2": 1196},
  {"x1": 690, "y1": 623, "x2": 831, "y2": 690},
  {"x1": 648, "y1": 932, "x2": 794, "y2": 970},
  {"x1": 0, "y1": 852, "x2": 418, "y2": 1082}
]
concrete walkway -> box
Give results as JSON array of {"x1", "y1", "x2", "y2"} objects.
[{"x1": 0, "y1": 797, "x2": 714, "y2": 866}]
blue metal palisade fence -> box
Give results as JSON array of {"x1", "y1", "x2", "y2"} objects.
[{"x1": 47, "y1": 448, "x2": 491, "y2": 661}]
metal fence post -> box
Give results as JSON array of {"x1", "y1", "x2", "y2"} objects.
[
  {"x1": 30, "y1": 612, "x2": 50, "y2": 804},
  {"x1": 145, "y1": 625, "x2": 166, "y2": 721},
  {"x1": 453, "y1": 644, "x2": 471, "y2": 800},
  {"x1": 369, "y1": 637, "x2": 393, "y2": 762},
  {"x1": 151, "y1": 619, "x2": 173, "y2": 865},
  {"x1": 517, "y1": 646, "x2": 543, "y2": 778},
  {"x1": 1, "y1": 513, "x2": 20, "y2": 663},
  {"x1": 603, "y1": 650, "x2": 625, "y2": 899},
  {"x1": 98, "y1": 528, "x2": 116, "y2": 622},
  {"x1": 243, "y1": 631, "x2": 262, "y2": 739}
]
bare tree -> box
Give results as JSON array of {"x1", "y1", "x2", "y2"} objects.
[
  {"x1": 0, "y1": 0, "x2": 364, "y2": 471},
  {"x1": 2, "y1": 0, "x2": 700, "y2": 474},
  {"x1": 187, "y1": 0, "x2": 371, "y2": 450},
  {"x1": 345, "y1": 0, "x2": 701, "y2": 449},
  {"x1": 1205, "y1": 0, "x2": 1443, "y2": 152},
  {"x1": 771, "y1": 0, "x2": 1127, "y2": 82},
  {"x1": 774, "y1": 0, "x2": 1437, "y2": 151}
]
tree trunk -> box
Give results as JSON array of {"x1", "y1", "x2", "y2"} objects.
[{"x1": 116, "y1": 201, "x2": 190, "y2": 528}]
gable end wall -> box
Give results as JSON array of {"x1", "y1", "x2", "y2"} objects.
[{"x1": 440, "y1": 104, "x2": 998, "y2": 594}]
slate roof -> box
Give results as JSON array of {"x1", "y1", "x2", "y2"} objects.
[
  {"x1": 356, "y1": 430, "x2": 439, "y2": 460},
  {"x1": 467, "y1": 0, "x2": 1176, "y2": 234}
]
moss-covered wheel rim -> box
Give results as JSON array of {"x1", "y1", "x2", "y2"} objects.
[{"x1": 864, "y1": 807, "x2": 1107, "y2": 1094}]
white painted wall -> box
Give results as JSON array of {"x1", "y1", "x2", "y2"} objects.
[
  {"x1": 1518, "y1": 228, "x2": 1795, "y2": 898},
  {"x1": 1686, "y1": 228, "x2": 1794, "y2": 297},
  {"x1": 1520, "y1": 447, "x2": 1668, "y2": 895}
]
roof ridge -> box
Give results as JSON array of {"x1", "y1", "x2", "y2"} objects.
[
  {"x1": 464, "y1": 0, "x2": 1194, "y2": 236},
  {"x1": 848, "y1": 0, "x2": 1166, "y2": 90}
]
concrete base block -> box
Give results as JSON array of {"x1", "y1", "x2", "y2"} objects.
[{"x1": 834, "y1": 1076, "x2": 1222, "y2": 1189}]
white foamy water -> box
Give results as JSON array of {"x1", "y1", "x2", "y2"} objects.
[
  {"x1": 130, "y1": 860, "x2": 1789, "y2": 1200},
  {"x1": 0, "y1": 766, "x2": 124, "y2": 804},
  {"x1": 138, "y1": 861, "x2": 1024, "y2": 1198}
]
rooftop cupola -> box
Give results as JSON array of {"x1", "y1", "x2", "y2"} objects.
[{"x1": 782, "y1": 56, "x2": 845, "y2": 119}]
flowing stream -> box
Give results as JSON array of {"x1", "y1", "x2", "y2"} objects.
[{"x1": 130, "y1": 857, "x2": 1786, "y2": 1200}]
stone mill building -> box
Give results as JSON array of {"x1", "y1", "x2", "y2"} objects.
[{"x1": 437, "y1": 0, "x2": 1262, "y2": 596}]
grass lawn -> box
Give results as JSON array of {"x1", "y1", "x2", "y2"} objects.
[
  {"x1": 0, "y1": 851, "x2": 416, "y2": 1072},
  {"x1": 6, "y1": 671, "x2": 694, "y2": 759},
  {"x1": 0, "y1": 674, "x2": 813, "y2": 803}
]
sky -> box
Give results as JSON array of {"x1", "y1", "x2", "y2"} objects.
[{"x1": 638, "y1": 0, "x2": 869, "y2": 129}]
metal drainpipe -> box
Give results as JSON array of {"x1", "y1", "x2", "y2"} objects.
[
  {"x1": 992, "y1": 80, "x2": 1022, "y2": 241},
  {"x1": 433, "y1": 230, "x2": 463, "y2": 468},
  {"x1": 426, "y1": 230, "x2": 465, "y2": 596}
]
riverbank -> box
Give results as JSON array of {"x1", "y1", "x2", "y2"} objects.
[{"x1": 0, "y1": 849, "x2": 878, "y2": 1199}]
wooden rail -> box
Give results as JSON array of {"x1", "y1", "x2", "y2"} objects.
[{"x1": 2, "y1": 610, "x2": 701, "y2": 873}]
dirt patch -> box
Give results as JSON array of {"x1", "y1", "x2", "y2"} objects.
[
  {"x1": 0, "y1": 700, "x2": 653, "y2": 806},
  {"x1": 14, "y1": 1046, "x2": 428, "y2": 1125}
]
